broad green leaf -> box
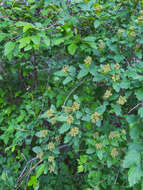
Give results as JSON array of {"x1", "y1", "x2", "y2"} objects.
[
  {"x1": 78, "y1": 165, "x2": 84, "y2": 173},
  {"x1": 31, "y1": 35, "x2": 41, "y2": 45},
  {"x1": 138, "y1": 107, "x2": 143, "y2": 118},
  {"x1": 59, "y1": 123, "x2": 70, "y2": 134},
  {"x1": 135, "y1": 88, "x2": 143, "y2": 101},
  {"x1": 123, "y1": 150, "x2": 140, "y2": 168},
  {"x1": 4, "y1": 42, "x2": 15, "y2": 56},
  {"x1": 63, "y1": 76, "x2": 73, "y2": 85},
  {"x1": 128, "y1": 166, "x2": 143, "y2": 187},
  {"x1": 19, "y1": 37, "x2": 31, "y2": 49},
  {"x1": 94, "y1": 20, "x2": 100, "y2": 28},
  {"x1": 77, "y1": 67, "x2": 89, "y2": 79},
  {"x1": 53, "y1": 38, "x2": 64, "y2": 46},
  {"x1": 0, "y1": 33, "x2": 6, "y2": 43},
  {"x1": 68, "y1": 43, "x2": 78, "y2": 55},
  {"x1": 36, "y1": 164, "x2": 45, "y2": 178}
]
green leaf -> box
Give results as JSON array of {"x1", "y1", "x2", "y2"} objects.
[
  {"x1": 19, "y1": 37, "x2": 31, "y2": 49},
  {"x1": 128, "y1": 166, "x2": 143, "y2": 187},
  {"x1": 63, "y1": 76, "x2": 73, "y2": 85},
  {"x1": 59, "y1": 123, "x2": 70, "y2": 134},
  {"x1": 78, "y1": 165, "x2": 84, "y2": 173},
  {"x1": 138, "y1": 107, "x2": 143, "y2": 118},
  {"x1": 123, "y1": 150, "x2": 140, "y2": 168},
  {"x1": 36, "y1": 164, "x2": 45, "y2": 178},
  {"x1": 135, "y1": 88, "x2": 143, "y2": 101},
  {"x1": 94, "y1": 20, "x2": 100, "y2": 28},
  {"x1": 112, "y1": 82, "x2": 120, "y2": 92},
  {"x1": 0, "y1": 33, "x2": 6, "y2": 43},
  {"x1": 68, "y1": 43, "x2": 78, "y2": 55},
  {"x1": 53, "y1": 38, "x2": 64, "y2": 46},
  {"x1": 31, "y1": 35, "x2": 41, "y2": 45},
  {"x1": 4, "y1": 42, "x2": 15, "y2": 56},
  {"x1": 77, "y1": 67, "x2": 89, "y2": 79}
]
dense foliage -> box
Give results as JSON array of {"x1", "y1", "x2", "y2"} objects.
[{"x1": 0, "y1": 0, "x2": 143, "y2": 189}]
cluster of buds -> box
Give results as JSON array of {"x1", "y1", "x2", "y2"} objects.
[
  {"x1": 62, "y1": 65, "x2": 69, "y2": 73},
  {"x1": 72, "y1": 102, "x2": 80, "y2": 111},
  {"x1": 64, "y1": 106, "x2": 73, "y2": 114},
  {"x1": 39, "y1": 130, "x2": 48, "y2": 138},
  {"x1": 117, "y1": 96, "x2": 127, "y2": 105},
  {"x1": 48, "y1": 156, "x2": 55, "y2": 162},
  {"x1": 112, "y1": 74, "x2": 120, "y2": 82},
  {"x1": 129, "y1": 31, "x2": 136, "y2": 37},
  {"x1": 49, "y1": 165, "x2": 55, "y2": 173},
  {"x1": 138, "y1": 10, "x2": 143, "y2": 23},
  {"x1": 37, "y1": 151, "x2": 43, "y2": 160},
  {"x1": 104, "y1": 89, "x2": 112, "y2": 99},
  {"x1": 84, "y1": 56, "x2": 92, "y2": 67},
  {"x1": 96, "y1": 143, "x2": 102, "y2": 149},
  {"x1": 66, "y1": 115, "x2": 74, "y2": 124},
  {"x1": 129, "y1": 26, "x2": 135, "y2": 31},
  {"x1": 55, "y1": 135, "x2": 61, "y2": 143},
  {"x1": 109, "y1": 131, "x2": 120, "y2": 139},
  {"x1": 111, "y1": 148, "x2": 118, "y2": 158},
  {"x1": 98, "y1": 41, "x2": 104, "y2": 49},
  {"x1": 117, "y1": 29, "x2": 124, "y2": 34},
  {"x1": 91, "y1": 112, "x2": 103, "y2": 123},
  {"x1": 136, "y1": 44, "x2": 141, "y2": 50},
  {"x1": 114, "y1": 63, "x2": 120, "y2": 70},
  {"x1": 47, "y1": 109, "x2": 54, "y2": 118},
  {"x1": 69, "y1": 127, "x2": 79, "y2": 137},
  {"x1": 51, "y1": 117, "x2": 56, "y2": 125},
  {"x1": 93, "y1": 132, "x2": 99, "y2": 140},
  {"x1": 48, "y1": 142, "x2": 55, "y2": 151},
  {"x1": 95, "y1": 4, "x2": 103, "y2": 12},
  {"x1": 101, "y1": 64, "x2": 111, "y2": 74}
]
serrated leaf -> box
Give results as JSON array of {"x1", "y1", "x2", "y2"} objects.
[
  {"x1": 68, "y1": 43, "x2": 78, "y2": 55},
  {"x1": 123, "y1": 150, "x2": 140, "y2": 168},
  {"x1": 128, "y1": 166, "x2": 143, "y2": 187}
]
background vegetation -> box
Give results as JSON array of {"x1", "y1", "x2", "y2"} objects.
[{"x1": 0, "y1": 0, "x2": 143, "y2": 189}]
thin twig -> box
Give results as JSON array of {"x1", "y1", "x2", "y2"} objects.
[
  {"x1": 62, "y1": 77, "x2": 87, "y2": 110},
  {"x1": 128, "y1": 102, "x2": 143, "y2": 113},
  {"x1": 114, "y1": 169, "x2": 120, "y2": 184}
]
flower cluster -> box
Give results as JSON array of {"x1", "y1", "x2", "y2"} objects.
[
  {"x1": 104, "y1": 90, "x2": 112, "y2": 99},
  {"x1": 62, "y1": 65, "x2": 69, "y2": 73},
  {"x1": 109, "y1": 131, "x2": 120, "y2": 139},
  {"x1": 114, "y1": 63, "x2": 120, "y2": 70},
  {"x1": 118, "y1": 29, "x2": 124, "y2": 34},
  {"x1": 129, "y1": 26, "x2": 135, "y2": 31},
  {"x1": 49, "y1": 165, "x2": 55, "y2": 173},
  {"x1": 112, "y1": 74, "x2": 120, "y2": 82},
  {"x1": 101, "y1": 64, "x2": 111, "y2": 74},
  {"x1": 91, "y1": 112, "x2": 103, "y2": 123},
  {"x1": 95, "y1": 5, "x2": 103, "y2": 12},
  {"x1": 72, "y1": 102, "x2": 80, "y2": 111},
  {"x1": 55, "y1": 135, "x2": 61, "y2": 143},
  {"x1": 117, "y1": 96, "x2": 127, "y2": 105},
  {"x1": 47, "y1": 109, "x2": 54, "y2": 118},
  {"x1": 111, "y1": 148, "x2": 118, "y2": 158},
  {"x1": 51, "y1": 117, "x2": 56, "y2": 125},
  {"x1": 96, "y1": 143, "x2": 102, "y2": 149},
  {"x1": 93, "y1": 132, "x2": 99, "y2": 140},
  {"x1": 40, "y1": 130, "x2": 48, "y2": 138},
  {"x1": 129, "y1": 31, "x2": 136, "y2": 37},
  {"x1": 64, "y1": 106, "x2": 73, "y2": 114},
  {"x1": 98, "y1": 42, "x2": 104, "y2": 49},
  {"x1": 84, "y1": 56, "x2": 92, "y2": 66},
  {"x1": 48, "y1": 142, "x2": 55, "y2": 151},
  {"x1": 69, "y1": 127, "x2": 79, "y2": 137},
  {"x1": 48, "y1": 156, "x2": 55, "y2": 162},
  {"x1": 66, "y1": 115, "x2": 74, "y2": 124}
]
